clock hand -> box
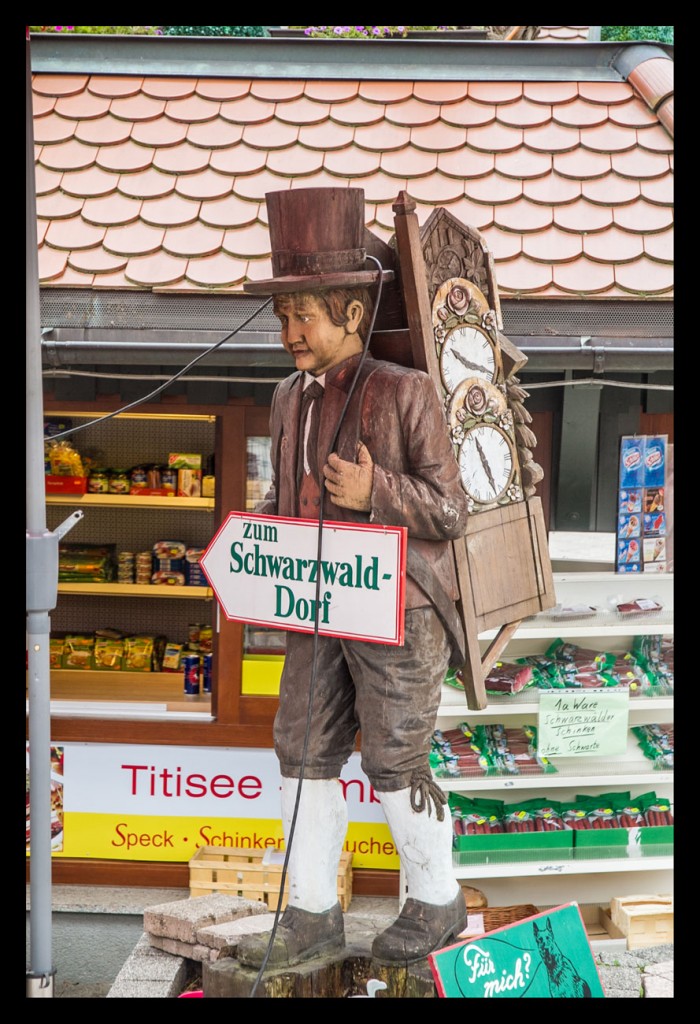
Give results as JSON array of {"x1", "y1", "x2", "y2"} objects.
[
  {"x1": 452, "y1": 349, "x2": 492, "y2": 376},
  {"x1": 474, "y1": 435, "x2": 497, "y2": 494}
]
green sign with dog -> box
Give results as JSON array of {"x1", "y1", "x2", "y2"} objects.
[{"x1": 429, "y1": 903, "x2": 605, "y2": 998}]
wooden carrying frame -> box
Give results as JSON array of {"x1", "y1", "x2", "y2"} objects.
[{"x1": 367, "y1": 192, "x2": 555, "y2": 709}]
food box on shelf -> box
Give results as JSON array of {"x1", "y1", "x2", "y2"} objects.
[
  {"x1": 573, "y1": 825, "x2": 673, "y2": 856},
  {"x1": 578, "y1": 904, "x2": 626, "y2": 946},
  {"x1": 453, "y1": 830, "x2": 573, "y2": 863},
  {"x1": 45, "y1": 475, "x2": 87, "y2": 494},
  {"x1": 189, "y1": 846, "x2": 353, "y2": 912}
]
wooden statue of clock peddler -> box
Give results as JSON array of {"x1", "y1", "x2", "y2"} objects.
[{"x1": 234, "y1": 186, "x2": 554, "y2": 972}]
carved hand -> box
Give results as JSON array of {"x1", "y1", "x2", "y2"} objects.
[{"x1": 323, "y1": 442, "x2": 373, "y2": 511}]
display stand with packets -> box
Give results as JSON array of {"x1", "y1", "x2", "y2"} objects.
[{"x1": 617, "y1": 435, "x2": 668, "y2": 574}]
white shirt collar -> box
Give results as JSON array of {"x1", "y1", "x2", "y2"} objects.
[{"x1": 303, "y1": 372, "x2": 326, "y2": 390}]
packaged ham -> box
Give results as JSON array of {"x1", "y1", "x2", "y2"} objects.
[
  {"x1": 484, "y1": 661, "x2": 534, "y2": 694},
  {"x1": 616, "y1": 598, "x2": 663, "y2": 617}
]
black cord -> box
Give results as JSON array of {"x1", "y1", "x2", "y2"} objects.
[
  {"x1": 42, "y1": 297, "x2": 274, "y2": 441},
  {"x1": 250, "y1": 256, "x2": 385, "y2": 996}
]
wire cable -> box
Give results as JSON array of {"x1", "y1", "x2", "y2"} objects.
[
  {"x1": 41, "y1": 297, "x2": 274, "y2": 440},
  {"x1": 249, "y1": 257, "x2": 385, "y2": 996}
]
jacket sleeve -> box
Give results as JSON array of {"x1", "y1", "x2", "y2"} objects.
[{"x1": 369, "y1": 371, "x2": 469, "y2": 540}]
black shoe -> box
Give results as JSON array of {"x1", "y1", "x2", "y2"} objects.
[
  {"x1": 237, "y1": 902, "x2": 345, "y2": 969},
  {"x1": 371, "y1": 891, "x2": 467, "y2": 965}
]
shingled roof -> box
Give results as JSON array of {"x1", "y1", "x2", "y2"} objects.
[{"x1": 31, "y1": 34, "x2": 673, "y2": 302}]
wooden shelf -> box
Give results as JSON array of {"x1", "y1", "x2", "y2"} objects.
[
  {"x1": 43, "y1": 669, "x2": 207, "y2": 703},
  {"x1": 57, "y1": 582, "x2": 212, "y2": 599},
  {"x1": 47, "y1": 493, "x2": 214, "y2": 510}
]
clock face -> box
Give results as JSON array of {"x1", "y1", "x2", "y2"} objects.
[
  {"x1": 440, "y1": 325, "x2": 497, "y2": 394},
  {"x1": 459, "y1": 424, "x2": 515, "y2": 505}
]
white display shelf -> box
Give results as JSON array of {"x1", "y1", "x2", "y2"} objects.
[
  {"x1": 452, "y1": 855, "x2": 673, "y2": 881},
  {"x1": 437, "y1": 685, "x2": 673, "y2": 719}
]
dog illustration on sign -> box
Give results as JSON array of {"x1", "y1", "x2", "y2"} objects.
[{"x1": 533, "y1": 917, "x2": 592, "y2": 997}]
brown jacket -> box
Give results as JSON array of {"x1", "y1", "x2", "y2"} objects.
[{"x1": 257, "y1": 353, "x2": 469, "y2": 609}]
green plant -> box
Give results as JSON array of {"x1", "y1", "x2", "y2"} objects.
[
  {"x1": 600, "y1": 26, "x2": 673, "y2": 44},
  {"x1": 291, "y1": 26, "x2": 456, "y2": 39},
  {"x1": 29, "y1": 26, "x2": 162, "y2": 34},
  {"x1": 159, "y1": 26, "x2": 270, "y2": 37}
]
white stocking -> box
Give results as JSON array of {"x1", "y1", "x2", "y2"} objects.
[
  {"x1": 378, "y1": 787, "x2": 460, "y2": 905},
  {"x1": 281, "y1": 777, "x2": 348, "y2": 913}
]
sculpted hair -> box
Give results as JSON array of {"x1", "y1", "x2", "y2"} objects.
[{"x1": 273, "y1": 288, "x2": 374, "y2": 342}]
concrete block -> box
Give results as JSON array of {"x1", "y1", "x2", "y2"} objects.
[
  {"x1": 107, "y1": 933, "x2": 188, "y2": 998},
  {"x1": 144, "y1": 892, "x2": 264, "y2": 943},
  {"x1": 149, "y1": 933, "x2": 218, "y2": 962},
  {"x1": 197, "y1": 911, "x2": 277, "y2": 950},
  {"x1": 643, "y1": 973, "x2": 674, "y2": 998}
]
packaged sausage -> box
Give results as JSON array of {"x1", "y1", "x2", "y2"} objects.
[{"x1": 151, "y1": 570, "x2": 186, "y2": 586}]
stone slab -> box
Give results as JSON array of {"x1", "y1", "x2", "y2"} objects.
[{"x1": 143, "y1": 893, "x2": 267, "y2": 943}]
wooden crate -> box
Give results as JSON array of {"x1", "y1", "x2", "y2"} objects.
[
  {"x1": 188, "y1": 846, "x2": 353, "y2": 912},
  {"x1": 610, "y1": 894, "x2": 673, "y2": 950}
]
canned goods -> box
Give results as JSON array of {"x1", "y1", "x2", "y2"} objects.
[
  {"x1": 183, "y1": 654, "x2": 201, "y2": 695},
  {"x1": 203, "y1": 652, "x2": 213, "y2": 693}
]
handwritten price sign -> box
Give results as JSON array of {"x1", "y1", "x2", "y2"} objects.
[{"x1": 537, "y1": 688, "x2": 629, "y2": 758}]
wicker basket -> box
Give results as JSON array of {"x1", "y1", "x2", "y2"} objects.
[{"x1": 467, "y1": 904, "x2": 539, "y2": 933}]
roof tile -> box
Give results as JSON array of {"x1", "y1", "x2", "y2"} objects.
[
  {"x1": 438, "y1": 196, "x2": 494, "y2": 230},
  {"x1": 578, "y1": 81, "x2": 634, "y2": 105},
  {"x1": 33, "y1": 113, "x2": 77, "y2": 145},
  {"x1": 185, "y1": 252, "x2": 249, "y2": 287},
  {"x1": 406, "y1": 172, "x2": 462, "y2": 204},
  {"x1": 325, "y1": 146, "x2": 380, "y2": 177},
  {"x1": 244, "y1": 257, "x2": 274, "y2": 282},
  {"x1": 187, "y1": 119, "x2": 244, "y2": 149},
  {"x1": 141, "y1": 77, "x2": 196, "y2": 100},
  {"x1": 87, "y1": 76, "x2": 143, "y2": 99},
  {"x1": 97, "y1": 140, "x2": 155, "y2": 174},
  {"x1": 440, "y1": 97, "x2": 495, "y2": 128},
  {"x1": 267, "y1": 145, "x2": 325, "y2": 177},
  {"x1": 38, "y1": 245, "x2": 68, "y2": 281},
  {"x1": 331, "y1": 97, "x2": 386, "y2": 127},
  {"x1": 643, "y1": 226, "x2": 673, "y2": 262},
  {"x1": 495, "y1": 197, "x2": 553, "y2": 232},
  {"x1": 251, "y1": 79, "x2": 306, "y2": 101},
  {"x1": 627, "y1": 57, "x2": 673, "y2": 112},
  {"x1": 465, "y1": 174, "x2": 522, "y2": 204},
  {"x1": 609, "y1": 96, "x2": 659, "y2": 129},
  {"x1": 163, "y1": 222, "x2": 224, "y2": 257},
  {"x1": 110, "y1": 93, "x2": 166, "y2": 122},
  {"x1": 438, "y1": 146, "x2": 493, "y2": 178},
  {"x1": 33, "y1": 74, "x2": 88, "y2": 97},
  {"x1": 61, "y1": 166, "x2": 119, "y2": 198},
  {"x1": 91, "y1": 268, "x2": 144, "y2": 289},
  {"x1": 495, "y1": 254, "x2": 552, "y2": 293},
  {"x1": 299, "y1": 120, "x2": 355, "y2": 151},
  {"x1": 37, "y1": 218, "x2": 48, "y2": 244},
  {"x1": 118, "y1": 168, "x2": 175, "y2": 199},
  {"x1": 304, "y1": 80, "x2": 359, "y2": 103},
  {"x1": 552, "y1": 97, "x2": 608, "y2": 128},
  {"x1": 275, "y1": 97, "x2": 330, "y2": 126},
  {"x1": 414, "y1": 81, "x2": 468, "y2": 104},
  {"x1": 523, "y1": 121, "x2": 579, "y2": 153},
  {"x1": 141, "y1": 194, "x2": 200, "y2": 227},
  {"x1": 54, "y1": 91, "x2": 111, "y2": 119},
  {"x1": 82, "y1": 194, "x2": 142, "y2": 226},
  {"x1": 362, "y1": 170, "x2": 411, "y2": 203},
  {"x1": 611, "y1": 148, "x2": 670, "y2": 179},
  {"x1": 39, "y1": 139, "x2": 97, "y2": 171},
  {"x1": 554, "y1": 148, "x2": 611, "y2": 178},
  {"x1": 233, "y1": 168, "x2": 292, "y2": 201},
  {"x1": 580, "y1": 122, "x2": 638, "y2": 153},
  {"x1": 478, "y1": 224, "x2": 522, "y2": 260},
  {"x1": 495, "y1": 148, "x2": 552, "y2": 179},
  {"x1": 613, "y1": 198, "x2": 673, "y2": 232},
  {"x1": 46, "y1": 214, "x2": 105, "y2": 250},
  {"x1": 496, "y1": 97, "x2": 551, "y2": 128},
  {"x1": 153, "y1": 141, "x2": 211, "y2": 175},
  {"x1": 222, "y1": 221, "x2": 272, "y2": 258},
  {"x1": 125, "y1": 252, "x2": 187, "y2": 287},
  {"x1": 195, "y1": 78, "x2": 251, "y2": 101},
  {"x1": 582, "y1": 224, "x2": 644, "y2": 263},
  {"x1": 523, "y1": 82, "x2": 578, "y2": 104},
  {"x1": 365, "y1": 219, "x2": 394, "y2": 244},
  {"x1": 523, "y1": 172, "x2": 581, "y2": 204},
  {"x1": 75, "y1": 114, "x2": 132, "y2": 147},
  {"x1": 175, "y1": 168, "x2": 232, "y2": 201},
  {"x1": 522, "y1": 224, "x2": 583, "y2": 262},
  {"x1": 614, "y1": 255, "x2": 674, "y2": 294},
  {"x1": 553, "y1": 197, "x2": 613, "y2": 232},
  {"x1": 381, "y1": 146, "x2": 437, "y2": 179},
  {"x1": 354, "y1": 122, "x2": 411, "y2": 152},
  {"x1": 164, "y1": 95, "x2": 220, "y2": 124},
  {"x1": 35, "y1": 165, "x2": 63, "y2": 194},
  {"x1": 552, "y1": 256, "x2": 615, "y2": 293},
  {"x1": 131, "y1": 118, "x2": 188, "y2": 148},
  {"x1": 32, "y1": 93, "x2": 56, "y2": 116},
  {"x1": 104, "y1": 221, "x2": 164, "y2": 256},
  {"x1": 209, "y1": 143, "x2": 268, "y2": 176},
  {"x1": 640, "y1": 177, "x2": 674, "y2": 206},
  {"x1": 468, "y1": 82, "x2": 522, "y2": 103},
  {"x1": 243, "y1": 120, "x2": 299, "y2": 149},
  {"x1": 200, "y1": 195, "x2": 260, "y2": 228},
  {"x1": 467, "y1": 122, "x2": 522, "y2": 152},
  {"x1": 35, "y1": 191, "x2": 84, "y2": 219},
  {"x1": 412, "y1": 121, "x2": 467, "y2": 153},
  {"x1": 67, "y1": 245, "x2": 128, "y2": 274},
  {"x1": 637, "y1": 124, "x2": 674, "y2": 153},
  {"x1": 52, "y1": 265, "x2": 95, "y2": 287},
  {"x1": 359, "y1": 81, "x2": 413, "y2": 103},
  {"x1": 581, "y1": 173, "x2": 640, "y2": 205},
  {"x1": 220, "y1": 95, "x2": 275, "y2": 125},
  {"x1": 385, "y1": 98, "x2": 441, "y2": 127}
]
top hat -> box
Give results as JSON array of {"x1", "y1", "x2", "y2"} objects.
[{"x1": 243, "y1": 187, "x2": 393, "y2": 295}]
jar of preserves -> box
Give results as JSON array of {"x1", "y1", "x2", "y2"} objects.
[
  {"x1": 87, "y1": 468, "x2": 110, "y2": 493},
  {"x1": 108, "y1": 468, "x2": 130, "y2": 494}
]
